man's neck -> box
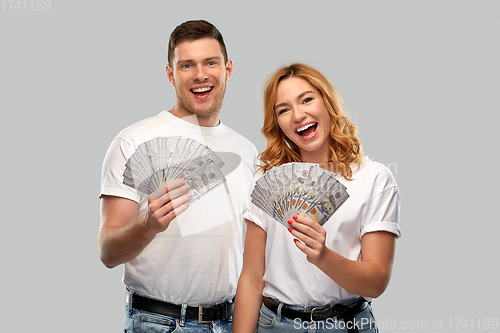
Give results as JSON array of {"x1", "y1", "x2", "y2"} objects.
[{"x1": 169, "y1": 107, "x2": 220, "y2": 127}]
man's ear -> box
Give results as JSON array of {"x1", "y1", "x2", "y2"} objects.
[
  {"x1": 166, "y1": 64, "x2": 175, "y2": 87},
  {"x1": 225, "y1": 59, "x2": 233, "y2": 82}
]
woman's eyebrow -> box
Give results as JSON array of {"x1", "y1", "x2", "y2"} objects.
[
  {"x1": 274, "y1": 102, "x2": 288, "y2": 110},
  {"x1": 297, "y1": 91, "x2": 314, "y2": 99},
  {"x1": 274, "y1": 91, "x2": 314, "y2": 110}
]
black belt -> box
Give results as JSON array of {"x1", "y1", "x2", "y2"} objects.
[
  {"x1": 263, "y1": 297, "x2": 368, "y2": 333},
  {"x1": 130, "y1": 292, "x2": 234, "y2": 323}
]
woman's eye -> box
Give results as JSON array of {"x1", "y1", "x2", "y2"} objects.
[
  {"x1": 278, "y1": 108, "x2": 289, "y2": 115},
  {"x1": 302, "y1": 97, "x2": 313, "y2": 104}
]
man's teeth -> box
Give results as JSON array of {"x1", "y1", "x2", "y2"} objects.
[
  {"x1": 296, "y1": 123, "x2": 316, "y2": 133},
  {"x1": 192, "y1": 87, "x2": 212, "y2": 93}
]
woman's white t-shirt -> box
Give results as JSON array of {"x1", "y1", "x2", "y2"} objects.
[{"x1": 243, "y1": 157, "x2": 401, "y2": 306}]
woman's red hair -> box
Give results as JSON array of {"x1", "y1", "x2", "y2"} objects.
[{"x1": 258, "y1": 63, "x2": 363, "y2": 180}]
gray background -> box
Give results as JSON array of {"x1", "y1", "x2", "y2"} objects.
[{"x1": 1, "y1": 0, "x2": 499, "y2": 332}]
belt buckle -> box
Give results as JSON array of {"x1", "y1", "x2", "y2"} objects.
[
  {"x1": 198, "y1": 304, "x2": 212, "y2": 323},
  {"x1": 310, "y1": 306, "x2": 327, "y2": 322}
]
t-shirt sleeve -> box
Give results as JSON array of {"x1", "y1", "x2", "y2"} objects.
[
  {"x1": 100, "y1": 137, "x2": 141, "y2": 203},
  {"x1": 243, "y1": 201, "x2": 270, "y2": 232},
  {"x1": 360, "y1": 186, "x2": 401, "y2": 238},
  {"x1": 242, "y1": 170, "x2": 269, "y2": 232}
]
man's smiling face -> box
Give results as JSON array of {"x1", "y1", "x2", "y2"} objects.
[{"x1": 167, "y1": 38, "x2": 233, "y2": 126}]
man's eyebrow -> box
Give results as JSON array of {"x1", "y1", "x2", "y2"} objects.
[
  {"x1": 175, "y1": 59, "x2": 191, "y2": 66},
  {"x1": 177, "y1": 56, "x2": 223, "y2": 64},
  {"x1": 205, "y1": 56, "x2": 223, "y2": 62}
]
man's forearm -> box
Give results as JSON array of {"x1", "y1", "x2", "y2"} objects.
[{"x1": 98, "y1": 213, "x2": 156, "y2": 268}]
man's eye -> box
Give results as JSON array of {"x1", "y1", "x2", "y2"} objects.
[
  {"x1": 181, "y1": 64, "x2": 192, "y2": 69},
  {"x1": 208, "y1": 61, "x2": 217, "y2": 66}
]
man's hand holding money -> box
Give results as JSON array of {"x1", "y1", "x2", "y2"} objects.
[{"x1": 145, "y1": 179, "x2": 192, "y2": 233}]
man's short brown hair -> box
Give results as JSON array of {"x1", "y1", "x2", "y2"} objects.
[{"x1": 168, "y1": 20, "x2": 228, "y2": 66}]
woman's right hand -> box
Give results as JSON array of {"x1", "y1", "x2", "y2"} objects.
[{"x1": 287, "y1": 214, "x2": 328, "y2": 266}]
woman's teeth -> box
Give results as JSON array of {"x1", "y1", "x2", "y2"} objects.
[
  {"x1": 297, "y1": 123, "x2": 315, "y2": 132},
  {"x1": 296, "y1": 123, "x2": 317, "y2": 137}
]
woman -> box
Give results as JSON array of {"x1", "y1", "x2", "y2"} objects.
[{"x1": 234, "y1": 63, "x2": 401, "y2": 332}]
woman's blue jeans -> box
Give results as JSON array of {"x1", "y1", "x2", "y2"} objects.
[{"x1": 256, "y1": 297, "x2": 379, "y2": 333}]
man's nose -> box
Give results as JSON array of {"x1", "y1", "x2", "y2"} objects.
[{"x1": 193, "y1": 66, "x2": 208, "y2": 81}]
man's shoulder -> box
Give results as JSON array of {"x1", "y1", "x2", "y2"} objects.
[
  {"x1": 114, "y1": 111, "x2": 170, "y2": 144},
  {"x1": 220, "y1": 124, "x2": 258, "y2": 152}
]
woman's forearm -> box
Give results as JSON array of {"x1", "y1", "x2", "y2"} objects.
[
  {"x1": 233, "y1": 278, "x2": 264, "y2": 333},
  {"x1": 314, "y1": 231, "x2": 396, "y2": 298},
  {"x1": 233, "y1": 220, "x2": 267, "y2": 332}
]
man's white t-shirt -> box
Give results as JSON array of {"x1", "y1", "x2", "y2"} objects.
[{"x1": 101, "y1": 111, "x2": 258, "y2": 305}]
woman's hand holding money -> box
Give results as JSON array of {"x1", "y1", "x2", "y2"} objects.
[
  {"x1": 145, "y1": 179, "x2": 192, "y2": 233},
  {"x1": 288, "y1": 214, "x2": 328, "y2": 266}
]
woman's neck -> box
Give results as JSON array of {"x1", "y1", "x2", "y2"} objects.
[{"x1": 300, "y1": 152, "x2": 337, "y2": 173}]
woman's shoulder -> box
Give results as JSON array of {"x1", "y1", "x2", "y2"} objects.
[{"x1": 353, "y1": 156, "x2": 398, "y2": 189}]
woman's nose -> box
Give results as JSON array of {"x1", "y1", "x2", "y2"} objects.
[{"x1": 292, "y1": 107, "x2": 306, "y2": 122}]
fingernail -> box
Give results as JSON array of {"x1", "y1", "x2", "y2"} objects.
[
  {"x1": 293, "y1": 239, "x2": 298, "y2": 243},
  {"x1": 293, "y1": 215, "x2": 298, "y2": 220},
  {"x1": 287, "y1": 220, "x2": 293, "y2": 225},
  {"x1": 287, "y1": 227, "x2": 293, "y2": 233}
]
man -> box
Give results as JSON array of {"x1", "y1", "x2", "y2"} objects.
[{"x1": 99, "y1": 20, "x2": 257, "y2": 332}]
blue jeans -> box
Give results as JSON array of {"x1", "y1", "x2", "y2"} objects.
[
  {"x1": 125, "y1": 301, "x2": 233, "y2": 333},
  {"x1": 256, "y1": 297, "x2": 378, "y2": 333}
]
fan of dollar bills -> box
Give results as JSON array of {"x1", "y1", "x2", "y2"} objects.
[
  {"x1": 123, "y1": 136, "x2": 226, "y2": 200},
  {"x1": 251, "y1": 163, "x2": 349, "y2": 228}
]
